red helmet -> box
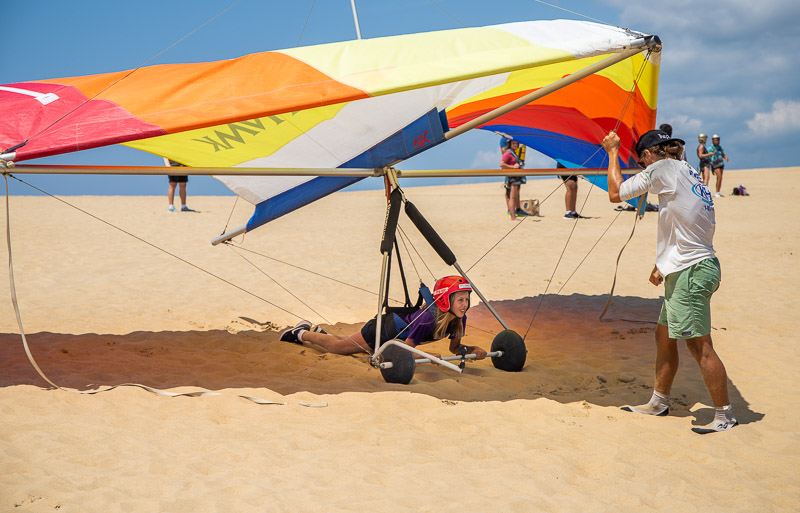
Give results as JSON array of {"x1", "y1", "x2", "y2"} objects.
[{"x1": 433, "y1": 276, "x2": 472, "y2": 312}]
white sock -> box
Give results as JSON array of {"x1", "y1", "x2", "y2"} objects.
[
  {"x1": 296, "y1": 329, "x2": 308, "y2": 342},
  {"x1": 627, "y1": 390, "x2": 670, "y2": 415},
  {"x1": 715, "y1": 404, "x2": 736, "y2": 423},
  {"x1": 692, "y1": 404, "x2": 737, "y2": 433}
]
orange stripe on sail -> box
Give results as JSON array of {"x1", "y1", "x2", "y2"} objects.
[
  {"x1": 41, "y1": 52, "x2": 370, "y2": 134},
  {"x1": 447, "y1": 74, "x2": 655, "y2": 132}
]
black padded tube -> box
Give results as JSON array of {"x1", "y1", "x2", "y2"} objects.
[
  {"x1": 404, "y1": 201, "x2": 456, "y2": 265},
  {"x1": 380, "y1": 188, "x2": 403, "y2": 255}
]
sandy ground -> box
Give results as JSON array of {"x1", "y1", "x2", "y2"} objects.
[{"x1": 1, "y1": 167, "x2": 798, "y2": 512}]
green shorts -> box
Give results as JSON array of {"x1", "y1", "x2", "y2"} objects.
[{"x1": 658, "y1": 257, "x2": 720, "y2": 339}]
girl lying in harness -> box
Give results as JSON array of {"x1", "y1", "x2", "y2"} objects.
[{"x1": 280, "y1": 276, "x2": 488, "y2": 360}]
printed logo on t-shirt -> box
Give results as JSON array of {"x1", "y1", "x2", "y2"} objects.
[{"x1": 692, "y1": 182, "x2": 714, "y2": 206}]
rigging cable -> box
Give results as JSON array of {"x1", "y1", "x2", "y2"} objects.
[
  {"x1": 223, "y1": 242, "x2": 403, "y2": 302},
  {"x1": 427, "y1": 0, "x2": 467, "y2": 27},
  {"x1": 8, "y1": 175, "x2": 313, "y2": 321},
  {"x1": 3, "y1": 174, "x2": 218, "y2": 397},
  {"x1": 221, "y1": 196, "x2": 240, "y2": 235},
  {"x1": 226, "y1": 245, "x2": 337, "y2": 328},
  {"x1": 528, "y1": 0, "x2": 614, "y2": 27},
  {"x1": 296, "y1": 0, "x2": 317, "y2": 47}
]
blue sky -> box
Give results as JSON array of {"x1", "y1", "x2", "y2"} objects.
[{"x1": 3, "y1": 0, "x2": 798, "y2": 196}]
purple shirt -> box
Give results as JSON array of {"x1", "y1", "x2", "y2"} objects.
[{"x1": 401, "y1": 308, "x2": 467, "y2": 345}]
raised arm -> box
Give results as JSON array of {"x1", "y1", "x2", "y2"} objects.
[{"x1": 602, "y1": 131, "x2": 624, "y2": 203}]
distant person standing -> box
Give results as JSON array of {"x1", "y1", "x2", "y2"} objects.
[
  {"x1": 556, "y1": 161, "x2": 584, "y2": 219},
  {"x1": 707, "y1": 134, "x2": 729, "y2": 197},
  {"x1": 602, "y1": 128, "x2": 737, "y2": 434},
  {"x1": 696, "y1": 133, "x2": 714, "y2": 185},
  {"x1": 500, "y1": 138, "x2": 528, "y2": 220},
  {"x1": 165, "y1": 158, "x2": 193, "y2": 212}
]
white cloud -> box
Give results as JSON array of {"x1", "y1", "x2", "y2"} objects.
[
  {"x1": 470, "y1": 149, "x2": 501, "y2": 168},
  {"x1": 746, "y1": 100, "x2": 800, "y2": 136},
  {"x1": 660, "y1": 114, "x2": 702, "y2": 138}
]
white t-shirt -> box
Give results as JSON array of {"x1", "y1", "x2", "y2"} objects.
[{"x1": 619, "y1": 159, "x2": 716, "y2": 276}]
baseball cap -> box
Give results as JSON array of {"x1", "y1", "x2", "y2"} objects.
[{"x1": 635, "y1": 129, "x2": 686, "y2": 156}]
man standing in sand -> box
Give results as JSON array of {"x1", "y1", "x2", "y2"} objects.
[
  {"x1": 601, "y1": 128, "x2": 737, "y2": 434},
  {"x1": 165, "y1": 157, "x2": 194, "y2": 212}
]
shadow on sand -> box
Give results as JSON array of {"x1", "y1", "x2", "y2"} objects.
[{"x1": 0, "y1": 293, "x2": 761, "y2": 426}]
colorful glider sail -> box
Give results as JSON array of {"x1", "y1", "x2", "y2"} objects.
[
  {"x1": 0, "y1": 20, "x2": 660, "y2": 233},
  {"x1": 445, "y1": 49, "x2": 659, "y2": 207}
]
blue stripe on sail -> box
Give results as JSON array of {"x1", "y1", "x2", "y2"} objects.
[
  {"x1": 245, "y1": 176, "x2": 362, "y2": 231},
  {"x1": 489, "y1": 124, "x2": 641, "y2": 207},
  {"x1": 486, "y1": 124, "x2": 615, "y2": 169},
  {"x1": 245, "y1": 109, "x2": 446, "y2": 231}
]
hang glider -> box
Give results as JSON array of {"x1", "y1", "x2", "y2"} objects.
[{"x1": 0, "y1": 20, "x2": 661, "y2": 239}]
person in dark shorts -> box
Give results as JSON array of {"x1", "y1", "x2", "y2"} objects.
[
  {"x1": 279, "y1": 276, "x2": 488, "y2": 361},
  {"x1": 165, "y1": 158, "x2": 193, "y2": 212},
  {"x1": 696, "y1": 133, "x2": 714, "y2": 185},
  {"x1": 556, "y1": 161, "x2": 584, "y2": 219},
  {"x1": 500, "y1": 138, "x2": 528, "y2": 220}
]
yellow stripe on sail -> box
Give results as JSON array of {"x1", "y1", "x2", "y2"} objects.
[
  {"x1": 450, "y1": 52, "x2": 659, "y2": 111},
  {"x1": 278, "y1": 27, "x2": 574, "y2": 95},
  {"x1": 124, "y1": 103, "x2": 348, "y2": 166}
]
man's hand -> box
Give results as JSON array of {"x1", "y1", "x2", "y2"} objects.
[
  {"x1": 649, "y1": 265, "x2": 664, "y2": 286},
  {"x1": 602, "y1": 131, "x2": 621, "y2": 153}
]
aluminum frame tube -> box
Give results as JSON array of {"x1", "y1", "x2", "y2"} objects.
[
  {"x1": 372, "y1": 339, "x2": 462, "y2": 373},
  {"x1": 7, "y1": 165, "x2": 379, "y2": 176}
]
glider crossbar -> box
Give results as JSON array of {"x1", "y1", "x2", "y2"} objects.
[
  {"x1": 396, "y1": 168, "x2": 629, "y2": 177},
  {"x1": 6, "y1": 165, "x2": 380, "y2": 176}
]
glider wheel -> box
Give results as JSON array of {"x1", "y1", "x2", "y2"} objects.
[
  {"x1": 379, "y1": 342, "x2": 416, "y2": 384},
  {"x1": 490, "y1": 330, "x2": 527, "y2": 372}
]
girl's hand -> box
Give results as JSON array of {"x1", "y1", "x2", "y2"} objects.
[{"x1": 472, "y1": 346, "x2": 488, "y2": 360}]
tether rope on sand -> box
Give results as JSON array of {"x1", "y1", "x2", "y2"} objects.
[{"x1": 2, "y1": 174, "x2": 326, "y2": 404}]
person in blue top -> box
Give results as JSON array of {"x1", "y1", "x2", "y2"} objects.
[
  {"x1": 280, "y1": 276, "x2": 488, "y2": 360},
  {"x1": 707, "y1": 134, "x2": 729, "y2": 197}
]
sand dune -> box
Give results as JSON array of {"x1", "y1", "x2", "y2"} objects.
[{"x1": 2, "y1": 168, "x2": 798, "y2": 512}]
